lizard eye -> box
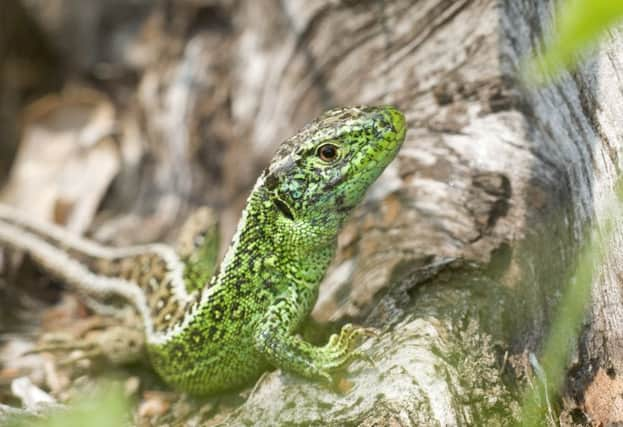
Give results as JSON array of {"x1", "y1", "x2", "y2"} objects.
[{"x1": 317, "y1": 144, "x2": 339, "y2": 162}]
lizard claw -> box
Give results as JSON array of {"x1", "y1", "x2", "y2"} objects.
[
  {"x1": 350, "y1": 349, "x2": 377, "y2": 368},
  {"x1": 355, "y1": 326, "x2": 380, "y2": 337}
]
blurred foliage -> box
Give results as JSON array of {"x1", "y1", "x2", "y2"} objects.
[
  {"x1": 526, "y1": 0, "x2": 623, "y2": 81},
  {"x1": 519, "y1": 2, "x2": 623, "y2": 424},
  {"x1": 519, "y1": 222, "x2": 608, "y2": 425},
  {"x1": 4, "y1": 383, "x2": 131, "y2": 427},
  {"x1": 518, "y1": 180, "x2": 623, "y2": 425}
]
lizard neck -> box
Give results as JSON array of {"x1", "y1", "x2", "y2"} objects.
[{"x1": 207, "y1": 175, "x2": 337, "y2": 299}]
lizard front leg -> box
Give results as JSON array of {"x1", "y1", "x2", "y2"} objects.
[{"x1": 253, "y1": 287, "x2": 371, "y2": 384}]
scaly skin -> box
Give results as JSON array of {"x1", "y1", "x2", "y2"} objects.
[{"x1": 0, "y1": 105, "x2": 406, "y2": 395}]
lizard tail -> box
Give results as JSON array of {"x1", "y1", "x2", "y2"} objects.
[
  {"x1": 0, "y1": 207, "x2": 145, "y2": 303},
  {"x1": 0, "y1": 205, "x2": 195, "y2": 339}
]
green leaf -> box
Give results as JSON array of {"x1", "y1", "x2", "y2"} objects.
[
  {"x1": 527, "y1": 0, "x2": 623, "y2": 81},
  {"x1": 519, "y1": 226, "x2": 604, "y2": 425},
  {"x1": 4, "y1": 383, "x2": 130, "y2": 427}
]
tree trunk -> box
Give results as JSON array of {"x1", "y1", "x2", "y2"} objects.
[{"x1": 2, "y1": 0, "x2": 623, "y2": 425}]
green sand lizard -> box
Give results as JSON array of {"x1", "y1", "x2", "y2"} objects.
[{"x1": 0, "y1": 105, "x2": 406, "y2": 395}]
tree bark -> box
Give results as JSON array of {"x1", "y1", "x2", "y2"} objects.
[{"x1": 2, "y1": 0, "x2": 623, "y2": 425}]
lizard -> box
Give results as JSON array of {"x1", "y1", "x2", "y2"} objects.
[{"x1": 0, "y1": 105, "x2": 407, "y2": 395}]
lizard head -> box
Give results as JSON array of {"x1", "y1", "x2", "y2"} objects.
[{"x1": 263, "y1": 105, "x2": 406, "y2": 242}]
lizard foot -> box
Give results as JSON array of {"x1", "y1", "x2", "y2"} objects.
[{"x1": 314, "y1": 323, "x2": 377, "y2": 384}]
